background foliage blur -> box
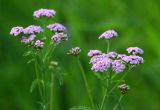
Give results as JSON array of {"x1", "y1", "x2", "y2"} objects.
[{"x1": 0, "y1": 0, "x2": 160, "y2": 110}]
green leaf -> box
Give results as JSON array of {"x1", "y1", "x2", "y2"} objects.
[
  {"x1": 55, "y1": 71, "x2": 64, "y2": 86},
  {"x1": 70, "y1": 106, "x2": 91, "y2": 110},
  {"x1": 30, "y1": 79, "x2": 39, "y2": 93},
  {"x1": 93, "y1": 73, "x2": 108, "y2": 80},
  {"x1": 27, "y1": 58, "x2": 35, "y2": 64},
  {"x1": 40, "y1": 80, "x2": 45, "y2": 90},
  {"x1": 23, "y1": 51, "x2": 32, "y2": 57}
]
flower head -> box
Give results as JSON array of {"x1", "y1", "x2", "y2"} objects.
[
  {"x1": 21, "y1": 35, "x2": 36, "y2": 44},
  {"x1": 10, "y1": 26, "x2": 23, "y2": 36},
  {"x1": 33, "y1": 9, "x2": 56, "y2": 18},
  {"x1": 23, "y1": 25, "x2": 43, "y2": 34},
  {"x1": 112, "y1": 60, "x2": 126, "y2": 73},
  {"x1": 67, "y1": 47, "x2": 81, "y2": 56},
  {"x1": 47, "y1": 23, "x2": 66, "y2": 32},
  {"x1": 89, "y1": 54, "x2": 108, "y2": 64},
  {"x1": 126, "y1": 47, "x2": 144, "y2": 55},
  {"x1": 51, "y1": 33, "x2": 68, "y2": 44},
  {"x1": 34, "y1": 40, "x2": 44, "y2": 48},
  {"x1": 87, "y1": 50, "x2": 102, "y2": 57},
  {"x1": 106, "y1": 52, "x2": 118, "y2": 59},
  {"x1": 99, "y1": 30, "x2": 118, "y2": 40},
  {"x1": 122, "y1": 55, "x2": 144, "y2": 65},
  {"x1": 117, "y1": 54, "x2": 127, "y2": 59},
  {"x1": 91, "y1": 58, "x2": 112, "y2": 73},
  {"x1": 21, "y1": 37, "x2": 29, "y2": 44}
]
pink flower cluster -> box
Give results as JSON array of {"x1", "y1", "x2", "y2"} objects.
[
  {"x1": 47, "y1": 23, "x2": 66, "y2": 32},
  {"x1": 51, "y1": 33, "x2": 68, "y2": 44},
  {"x1": 88, "y1": 30, "x2": 144, "y2": 73},
  {"x1": 99, "y1": 30, "x2": 118, "y2": 40},
  {"x1": 33, "y1": 9, "x2": 56, "y2": 18},
  {"x1": 47, "y1": 23, "x2": 68, "y2": 44},
  {"x1": 88, "y1": 49, "x2": 144, "y2": 73},
  {"x1": 23, "y1": 25, "x2": 43, "y2": 34},
  {"x1": 10, "y1": 25, "x2": 44, "y2": 48},
  {"x1": 10, "y1": 8, "x2": 68, "y2": 48},
  {"x1": 10, "y1": 26, "x2": 23, "y2": 36}
]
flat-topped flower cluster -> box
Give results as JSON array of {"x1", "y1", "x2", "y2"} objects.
[
  {"x1": 88, "y1": 30, "x2": 144, "y2": 73},
  {"x1": 10, "y1": 8, "x2": 68, "y2": 48}
]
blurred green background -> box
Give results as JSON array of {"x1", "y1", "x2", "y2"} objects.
[{"x1": 0, "y1": 0, "x2": 160, "y2": 110}]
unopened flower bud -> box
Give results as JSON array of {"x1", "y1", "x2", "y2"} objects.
[
  {"x1": 118, "y1": 84, "x2": 130, "y2": 94},
  {"x1": 67, "y1": 47, "x2": 81, "y2": 56}
]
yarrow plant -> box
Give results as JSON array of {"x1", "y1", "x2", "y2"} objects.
[
  {"x1": 10, "y1": 8, "x2": 68, "y2": 110},
  {"x1": 68, "y1": 29, "x2": 144, "y2": 110}
]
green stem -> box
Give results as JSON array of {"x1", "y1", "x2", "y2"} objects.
[
  {"x1": 112, "y1": 95, "x2": 124, "y2": 110},
  {"x1": 42, "y1": 19, "x2": 47, "y2": 38},
  {"x1": 43, "y1": 45, "x2": 56, "y2": 63},
  {"x1": 77, "y1": 56, "x2": 95, "y2": 110},
  {"x1": 99, "y1": 39, "x2": 111, "y2": 110},
  {"x1": 34, "y1": 56, "x2": 44, "y2": 102},
  {"x1": 109, "y1": 67, "x2": 132, "y2": 94},
  {"x1": 107, "y1": 40, "x2": 110, "y2": 53},
  {"x1": 99, "y1": 79, "x2": 109, "y2": 110},
  {"x1": 50, "y1": 73, "x2": 54, "y2": 110},
  {"x1": 99, "y1": 72, "x2": 111, "y2": 110}
]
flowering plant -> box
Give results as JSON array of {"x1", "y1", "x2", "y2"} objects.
[
  {"x1": 10, "y1": 8, "x2": 144, "y2": 110},
  {"x1": 68, "y1": 30, "x2": 144, "y2": 110},
  {"x1": 10, "y1": 8, "x2": 68, "y2": 110}
]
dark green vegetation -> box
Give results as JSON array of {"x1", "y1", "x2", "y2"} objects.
[{"x1": 0, "y1": 0, "x2": 160, "y2": 110}]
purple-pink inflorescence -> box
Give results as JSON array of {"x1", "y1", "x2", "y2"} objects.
[
  {"x1": 99, "y1": 30, "x2": 118, "y2": 40},
  {"x1": 91, "y1": 58, "x2": 112, "y2": 73},
  {"x1": 126, "y1": 47, "x2": 144, "y2": 55},
  {"x1": 106, "y1": 52, "x2": 118, "y2": 58},
  {"x1": 51, "y1": 33, "x2": 68, "y2": 44},
  {"x1": 121, "y1": 55, "x2": 144, "y2": 65},
  {"x1": 10, "y1": 8, "x2": 68, "y2": 49},
  {"x1": 89, "y1": 54, "x2": 108, "y2": 64},
  {"x1": 87, "y1": 50, "x2": 102, "y2": 57},
  {"x1": 23, "y1": 25, "x2": 43, "y2": 35},
  {"x1": 21, "y1": 37, "x2": 29, "y2": 44},
  {"x1": 10, "y1": 26, "x2": 24, "y2": 36},
  {"x1": 33, "y1": 9, "x2": 56, "y2": 18},
  {"x1": 21, "y1": 35, "x2": 36, "y2": 44},
  {"x1": 34, "y1": 40, "x2": 44, "y2": 48},
  {"x1": 88, "y1": 29, "x2": 144, "y2": 74},
  {"x1": 112, "y1": 60, "x2": 126, "y2": 73},
  {"x1": 47, "y1": 23, "x2": 66, "y2": 32}
]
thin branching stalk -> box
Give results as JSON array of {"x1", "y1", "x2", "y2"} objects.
[
  {"x1": 99, "y1": 75, "x2": 109, "y2": 110},
  {"x1": 113, "y1": 95, "x2": 124, "y2": 110},
  {"x1": 77, "y1": 56, "x2": 95, "y2": 110},
  {"x1": 107, "y1": 40, "x2": 110, "y2": 53},
  {"x1": 50, "y1": 72, "x2": 54, "y2": 110},
  {"x1": 44, "y1": 44, "x2": 56, "y2": 63},
  {"x1": 34, "y1": 55, "x2": 44, "y2": 102},
  {"x1": 99, "y1": 41, "x2": 110, "y2": 110},
  {"x1": 109, "y1": 66, "x2": 132, "y2": 94}
]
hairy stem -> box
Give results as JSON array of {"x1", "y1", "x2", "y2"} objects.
[
  {"x1": 77, "y1": 56, "x2": 95, "y2": 110},
  {"x1": 113, "y1": 95, "x2": 124, "y2": 110}
]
